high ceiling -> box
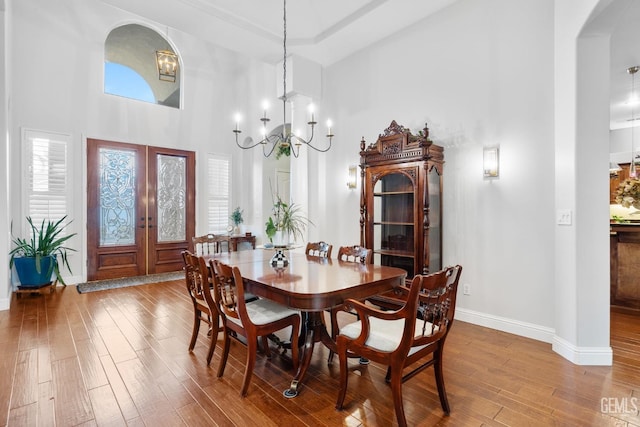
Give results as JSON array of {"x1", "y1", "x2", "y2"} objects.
[
  {"x1": 100, "y1": 0, "x2": 459, "y2": 66},
  {"x1": 100, "y1": 0, "x2": 640, "y2": 131}
]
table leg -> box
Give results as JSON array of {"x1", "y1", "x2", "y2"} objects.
[{"x1": 283, "y1": 311, "x2": 335, "y2": 398}]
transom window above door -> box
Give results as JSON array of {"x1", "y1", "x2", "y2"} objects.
[{"x1": 104, "y1": 24, "x2": 181, "y2": 109}]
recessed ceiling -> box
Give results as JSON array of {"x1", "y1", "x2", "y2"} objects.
[
  {"x1": 101, "y1": 0, "x2": 638, "y2": 130},
  {"x1": 100, "y1": 0, "x2": 459, "y2": 65}
]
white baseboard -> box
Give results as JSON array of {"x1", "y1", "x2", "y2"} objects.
[
  {"x1": 552, "y1": 335, "x2": 613, "y2": 366},
  {"x1": 455, "y1": 307, "x2": 555, "y2": 343},
  {"x1": 455, "y1": 308, "x2": 612, "y2": 366}
]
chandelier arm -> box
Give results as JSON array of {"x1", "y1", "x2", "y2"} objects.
[
  {"x1": 301, "y1": 138, "x2": 333, "y2": 153},
  {"x1": 231, "y1": 0, "x2": 334, "y2": 158},
  {"x1": 262, "y1": 134, "x2": 281, "y2": 158},
  {"x1": 235, "y1": 132, "x2": 268, "y2": 150}
]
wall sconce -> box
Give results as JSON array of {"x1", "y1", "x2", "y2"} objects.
[
  {"x1": 156, "y1": 50, "x2": 178, "y2": 82},
  {"x1": 483, "y1": 146, "x2": 499, "y2": 178},
  {"x1": 347, "y1": 165, "x2": 357, "y2": 189}
]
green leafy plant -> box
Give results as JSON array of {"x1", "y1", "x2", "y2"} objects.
[
  {"x1": 265, "y1": 217, "x2": 277, "y2": 243},
  {"x1": 275, "y1": 143, "x2": 291, "y2": 159},
  {"x1": 9, "y1": 216, "x2": 77, "y2": 285},
  {"x1": 230, "y1": 207, "x2": 244, "y2": 226},
  {"x1": 266, "y1": 196, "x2": 313, "y2": 243}
]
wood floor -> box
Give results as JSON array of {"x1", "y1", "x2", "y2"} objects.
[{"x1": 1, "y1": 279, "x2": 639, "y2": 426}]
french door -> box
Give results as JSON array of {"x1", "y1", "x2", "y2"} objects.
[{"x1": 87, "y1": 139, "x2": 195, "y2": 281}]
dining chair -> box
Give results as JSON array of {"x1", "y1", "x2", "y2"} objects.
[
  {"x1": 193, "y1": 233, "x2": 231, "y2": 255},
  {"x1": 209, "y1": 259, "x2": 301, "y2": 397},
  {"x1": 335, "y1": 265, "x2": 462, "y2": 427},
  {"x1": 305, "y1": 241, "x2": 333, "y2": 258},
  {"x1": 326, "y1": 245, "x2": 373, "y2": 363},
  {"x1": 182, "y1": 251, "x2": 219, "y2": 365}
]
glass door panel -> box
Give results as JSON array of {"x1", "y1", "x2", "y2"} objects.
[{"x1": 372, "y1": 171, "x2": 415, "y2": 276}]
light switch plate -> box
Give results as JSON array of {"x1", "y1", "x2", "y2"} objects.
[{"x1": 557, "y1": 209, "x2": 572, "y2": 225}]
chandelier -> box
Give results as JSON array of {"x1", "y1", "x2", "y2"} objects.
[
  {"x1": 156, "y1": 50, "x2": 178, "y2": 82},
  {"x1": 233, "y1": 0, "x2": 334, "y2": 158},
  {"x1": 629, "y1": 65, "x2": 639, "y2": 178}
]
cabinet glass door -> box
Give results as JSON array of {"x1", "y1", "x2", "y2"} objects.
[
  {"x1": 427, "y1": 167, "x2": 441, "y2": 272},
  {"x1": 373, "y1": 172, "x2": 415, "y2": 275}
]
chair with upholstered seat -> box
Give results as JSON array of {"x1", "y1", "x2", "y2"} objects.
[
  {"x1": 335, "y1": 265, "x2": 462, "y2": 427},
  {"x1": 193, "y1": 233, "x2": 231, "y2": 255},
  {"x1": 182, "y1": 251, "x2": 218, "y2": 365},
  {"x1": 305, "y1": 241, "x2": 333, "y2": 258},
  {"x1": 210, "y1": 259, "x2": 301, "y2": 397},
  {"x1": 326, "y1": 245, "x2": 373, "y2": 363}
]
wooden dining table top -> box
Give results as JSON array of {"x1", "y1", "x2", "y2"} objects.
[{"x1": 205, "y1": 249, "x2": 407, "y2": 311}]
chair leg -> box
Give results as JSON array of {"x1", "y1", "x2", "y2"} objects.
[
  {"x1": 206, "y1": 319, "x2": 219, "y2": 366},
  {"x1": 433, "y1": 347, "x2": 450, "y2": 415},
  {"x1": 261, "y1": 336, "x2": 272, "y2": 358},
  {"x1": 217, "y1": 331, "x2": 231, "y2": 378},
  {"x1": 290, "y1": 316, "x2": 300, "y2": 372},
  {"x1": 241, "y1": 338, "x2": 258, "y2": 397},
  {"x1": 328, "y1": 308, "x2": 340, "y2": 363},
  {"x1": 335, "y1": 340, "x2": 349, "y2": 410},
  {"x1": 389, "y1": 365, "x2": 408, "y2": 427},
  {"x1": 189, "y1": 309, "x2": 201, "y2": 351}
]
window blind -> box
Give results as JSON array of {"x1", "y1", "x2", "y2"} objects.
[
  {"x1": 207, "y1": 154, "x2": 231, "y2": 234},
  {"x1": 23, "y1": 130, "x2": 70, "y2": 234}
]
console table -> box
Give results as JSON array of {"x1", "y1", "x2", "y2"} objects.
[{"x1": 230, "y1": 234, "x2": 256, "y2": 251}]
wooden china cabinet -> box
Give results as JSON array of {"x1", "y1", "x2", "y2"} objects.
[{"x1": 360, "y1": 120, "x2": 444, "y2": 281}]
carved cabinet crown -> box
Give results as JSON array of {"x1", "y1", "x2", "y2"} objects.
[{"x1": 360, "y1": 120, "x2": 443, "y2": 169}]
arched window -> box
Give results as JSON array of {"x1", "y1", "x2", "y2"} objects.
[{"x1": 104, "y1": 24, "x2": 181, "y2": 108}]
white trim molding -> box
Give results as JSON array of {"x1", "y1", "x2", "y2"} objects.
[
  {"x1": 455, "y1": 307, "x2": 555, "y2": 343},
  {"x1": 552, "y1": 335, "x2": 613, "y2": 366},
  {"x1": 455, "y1": 308, "x2": 613, "y2": 366}
]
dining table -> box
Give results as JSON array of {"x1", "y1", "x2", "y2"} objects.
[{"x1": 205, "y1": 247, "x2": 407, "y2": 397}]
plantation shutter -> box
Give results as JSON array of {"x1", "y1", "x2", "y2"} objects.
[
  {"x1": 23, "y1": 130, "x2": 70, "y2": 234},
  {"x1": 208, "y1": 154, "x2": 230, "y2": 234}
]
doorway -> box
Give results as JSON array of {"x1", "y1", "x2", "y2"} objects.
[{"x1": 87, "y1": 139, "x2": 195, "y2": 281}]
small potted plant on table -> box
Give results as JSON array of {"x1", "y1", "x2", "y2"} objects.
[
  {"x1": 9, "y1": 216, "x2": 76, "y2": 289},
  {"x1": 230, "y1": 207, "x2": 244, "y2": 235}
]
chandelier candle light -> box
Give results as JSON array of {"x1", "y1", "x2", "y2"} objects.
[{"x1": 233, "y1": 0, "x2": 334, "y2": 158}]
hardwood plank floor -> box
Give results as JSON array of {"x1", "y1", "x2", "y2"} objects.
[{"x1": 1, "y1": 280, "x2": 639, "y2": 426}]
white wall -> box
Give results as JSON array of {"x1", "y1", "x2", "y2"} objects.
[
  {"x1": 0, "y1": 0, "x2": 11, "y2": 310},
  {"x1": 6, "y1": 0, "x2": 270, "y2": 286},
  {"x1": 320, "y1": 0, "x2": 556, "y2": 334},
  {"x1": 2, "y1": 0, "x2": 615, "y2": 365}
]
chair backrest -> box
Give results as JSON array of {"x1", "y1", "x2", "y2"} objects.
[
  {"x1": 305, "y1": 241, "x2": 333, "y2": 258},
  {"x1": 182, "y1": 251, "x2": 216, "y2": 309},
  {"x1": 337, "y1": 245, "x2": 372, "y2": 264},
  {"x1": 410, "y1": 265, "x2": 462, "y2": 349},
  {"x1": 210, "y1": 259, "x2": 247, "y2": 324},
  {"x1": 182, "y1": 250, "x2": 196, "y2": 300},
  {"x1": 193, "y1": 233, "x2": 231, "y2": 255}
]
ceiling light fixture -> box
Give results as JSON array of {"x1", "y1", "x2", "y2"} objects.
[
  {"x1": 156, "y1": 50, "x2": 178, "y2": 82},
  {"x1": 233, "y1": 0, "x2": 334, "y2": 158}
]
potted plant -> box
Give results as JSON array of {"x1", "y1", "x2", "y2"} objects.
[
  {"x1": 9, "y1": 216, "x2": 77, "y2": 287},
  {"x1": 230, "y1": 207, "x2": 244, "y2": 235},
  {"x1": 265, "y1": 196, "x2": 312, "y2": 246}
]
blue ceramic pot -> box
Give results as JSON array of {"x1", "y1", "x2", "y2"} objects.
[{"x1": 14, "y1": 256, "x2": 55, "y2": 288}]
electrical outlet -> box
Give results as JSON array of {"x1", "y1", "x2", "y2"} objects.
[{"x1": 463, "y1": 284, "x2": 471, "y2": 295}]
